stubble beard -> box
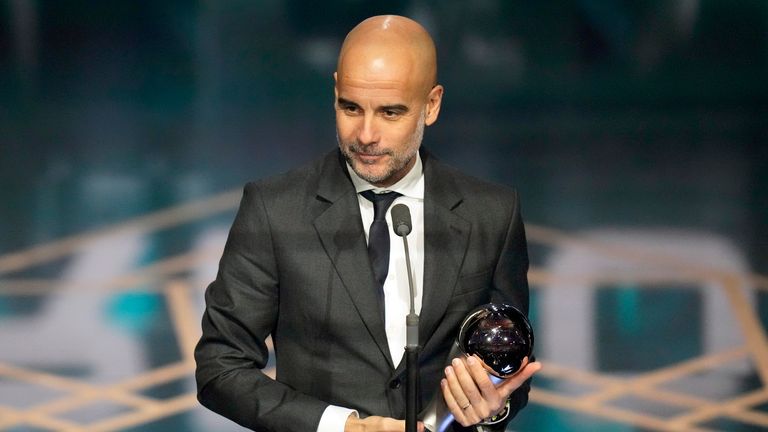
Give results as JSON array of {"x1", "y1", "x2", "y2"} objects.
[{"x1": 338, "y1": 111, "x2": 426, "y2": 186}]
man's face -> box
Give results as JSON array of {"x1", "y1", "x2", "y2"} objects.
[{"x1": 334, "y1": 59, "x2": 440, "y2": 187}]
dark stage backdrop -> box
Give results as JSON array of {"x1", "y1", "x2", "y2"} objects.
[
  {"x1": 1, "y1": 2, "x2": 767, "y2": 431},
  {"x1": 2, "y1": 1, "x2": 766, "y2": 268}
]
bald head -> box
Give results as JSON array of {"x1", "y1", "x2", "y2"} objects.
[
  {"x1": 334, "y1": 16, "x2": 444, "y2": 187},
  {"x1": 337, "y1": 15, "x2": 437, "y2": 97}
]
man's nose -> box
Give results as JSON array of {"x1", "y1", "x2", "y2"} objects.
[{"x1": 356, "y1": 115, "x2": 379, "y2": 145}]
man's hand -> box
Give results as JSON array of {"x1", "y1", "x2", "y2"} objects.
[
  {"x1": 344, "y1": 414, "x2": 425, "y2": 432},
  {"x1": 440, "y1": 355, "x2": 541, "y2": 427}
]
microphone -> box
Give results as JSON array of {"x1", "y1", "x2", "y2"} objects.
[
  {"x1": 391, "y1": 204, "x2": 417, "y2": 345},
  {"x1": 391, "y1": 204, "x2": 412, "y2": 236},
  {"x1": 392, "y1": 203, "x2": 418, "y2": 432}
]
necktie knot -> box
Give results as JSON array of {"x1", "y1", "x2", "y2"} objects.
[
  {"x1": 360, "y1": 190, "x2": 401, "y2": 290},
  {"x1": 360, "y1": 190, "x2": 401, "y2": 221}
]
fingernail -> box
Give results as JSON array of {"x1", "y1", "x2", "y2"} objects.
[
  {"x1": 441, "y1": 379, "x2": 447, "y2": 387},
  {"x1": 452, "y1": 358, "x2": 461, "y2": 367},
  {"x1": 445, "y1": 366, "x2": 453, "y2": 376},
  {"x1": 467, "y1": 356, "x2": 476, "y2": 365}
]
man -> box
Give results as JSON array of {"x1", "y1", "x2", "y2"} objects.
[{"x1": 195, "y1": 15, "x2": 541, "y2": 432}]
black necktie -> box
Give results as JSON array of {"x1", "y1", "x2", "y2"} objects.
[{"x1": 360, "y1": 190, "x2": 401, "y2": 289}]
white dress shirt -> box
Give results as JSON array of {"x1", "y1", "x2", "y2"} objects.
[{"x1": 316, "y1": 153, "x2": 425, "y2": 432}]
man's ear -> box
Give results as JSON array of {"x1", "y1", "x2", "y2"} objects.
[
  {"x1": 333, "y1": 72, "x2": 339, "y2": 103},
  {"x1": 425, "y1": 84, "x2": 444, "y2": 126}
]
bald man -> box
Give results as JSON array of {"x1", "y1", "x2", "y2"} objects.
[{"x1": 195, "y1": 15, "x2": 540, "y2": 432}]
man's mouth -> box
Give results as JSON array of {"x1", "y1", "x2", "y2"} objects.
[
  {"x1": 352, "y1": 147, "x2": 389, "y2": 164},
  {"x1": 356, "y1": 152, "x2": 384, "y2": 164}
]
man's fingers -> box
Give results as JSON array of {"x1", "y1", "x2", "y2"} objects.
[
  {"x1": 444, "y1": 364, "x2": 470, "y2": 409},
  {"x1": 463, "y1": 355, "x2": 509, "y2": 417},
  {"x1": 445, "y1": 359, "x2": 488, "y2": 423},
  {"x1": 440, "y1": 377, "x2": 469, "y2": 425},
  {"x1": 465, "y1": 355, "x2": 497, "y2": 398},
  {"x1": 451, "y1": 358, "x2": 484, "y2": 405}
]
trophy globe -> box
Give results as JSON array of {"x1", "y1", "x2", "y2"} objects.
[{"x1": 456, "y1": 303, "x2": 534, "y2": 378}]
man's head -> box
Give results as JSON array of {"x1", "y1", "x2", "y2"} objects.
[{"x1": 335, "y1": 15, "x2": 444, "y2": 187}]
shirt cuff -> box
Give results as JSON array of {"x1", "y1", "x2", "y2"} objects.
[{"x1": 316, "y1": 405, "x2": 358, "y2": 432}]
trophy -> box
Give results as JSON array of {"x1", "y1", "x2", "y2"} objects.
[{"x1": 422, "y1": 303, "x2": 534, "y2": 432}]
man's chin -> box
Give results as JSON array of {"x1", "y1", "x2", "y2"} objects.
[{"x1": 352, "y1": 165, "x2": 390, "y2": 185}]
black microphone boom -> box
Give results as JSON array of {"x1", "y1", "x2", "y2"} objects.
[
  {"x1": 391, "y1": 204, "x2": 416, "y2": 322},
  {"x1": 391, "y1": 203, "x2": 418, "y2": 432}
]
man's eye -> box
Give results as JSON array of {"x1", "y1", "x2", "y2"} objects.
[
  {"x1": 343, "y1": 106, "x2": 359, "y2": 114},
  {"x1": 383, "y1": 110, "x2": 400, "y2": 119}
]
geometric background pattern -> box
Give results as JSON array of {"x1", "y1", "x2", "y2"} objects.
[{"x1": 2, "y1": 190, "x2": 767, "y2": 431}]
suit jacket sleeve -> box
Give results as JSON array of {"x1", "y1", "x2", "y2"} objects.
[
  {"x1": 194, "y1": 183, "x2": 328, "y2": 431},
  {"x1": 484, "y1": 188, "x2": 531, "y2": 431}
]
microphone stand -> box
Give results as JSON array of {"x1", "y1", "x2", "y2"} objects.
[
  {"x1": 392, "y1": 203, "x2": 418, "y2": 432},
  {"x1": 401, "y1": 231, "x2": 419, "y2": 432}
]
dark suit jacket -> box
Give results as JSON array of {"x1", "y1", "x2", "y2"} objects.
[{"x1": 195, "y1": 148, "x2": 530, "y2": 432}]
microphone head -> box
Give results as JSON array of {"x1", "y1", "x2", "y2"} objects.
[{"x1": 391, "y1": 203, "x2": 412, "y2": 236}]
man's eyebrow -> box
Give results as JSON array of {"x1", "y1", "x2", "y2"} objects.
[
  {"x1": 337, "y1": 98, "x2": 408, "y2": 113},
  {"x1": 379, "y1": 104, "x2": 409, "y2": 112},
  {"x1": 337, "y1": 97, "x2": 359, "y2": 106}
]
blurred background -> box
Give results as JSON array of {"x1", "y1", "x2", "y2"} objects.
[{"x1": 1, "y1": 1, "x2": 766, "y2": 431}]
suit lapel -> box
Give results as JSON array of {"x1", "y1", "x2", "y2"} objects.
[
  {"x1": 418, "y1": 152, "x2": 471, "y2": 355},
  {"x1": 312, "y1": 150, "x2": 395, "y2": 368},
  {"x1": 311, "y1": 149, "x2": 471, "y2": 372}
]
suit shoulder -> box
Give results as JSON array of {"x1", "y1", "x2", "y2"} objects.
[
  {"x1": 432, "y1": 159, "x2": 520, "y2": 203},
  {"x1": 243, "y1": 150, "x2": 332, "y2": 198}
]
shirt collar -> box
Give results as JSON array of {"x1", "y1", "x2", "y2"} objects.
[{"x1": 347, "y1": 151, "x2": 424, "y2": 200}]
